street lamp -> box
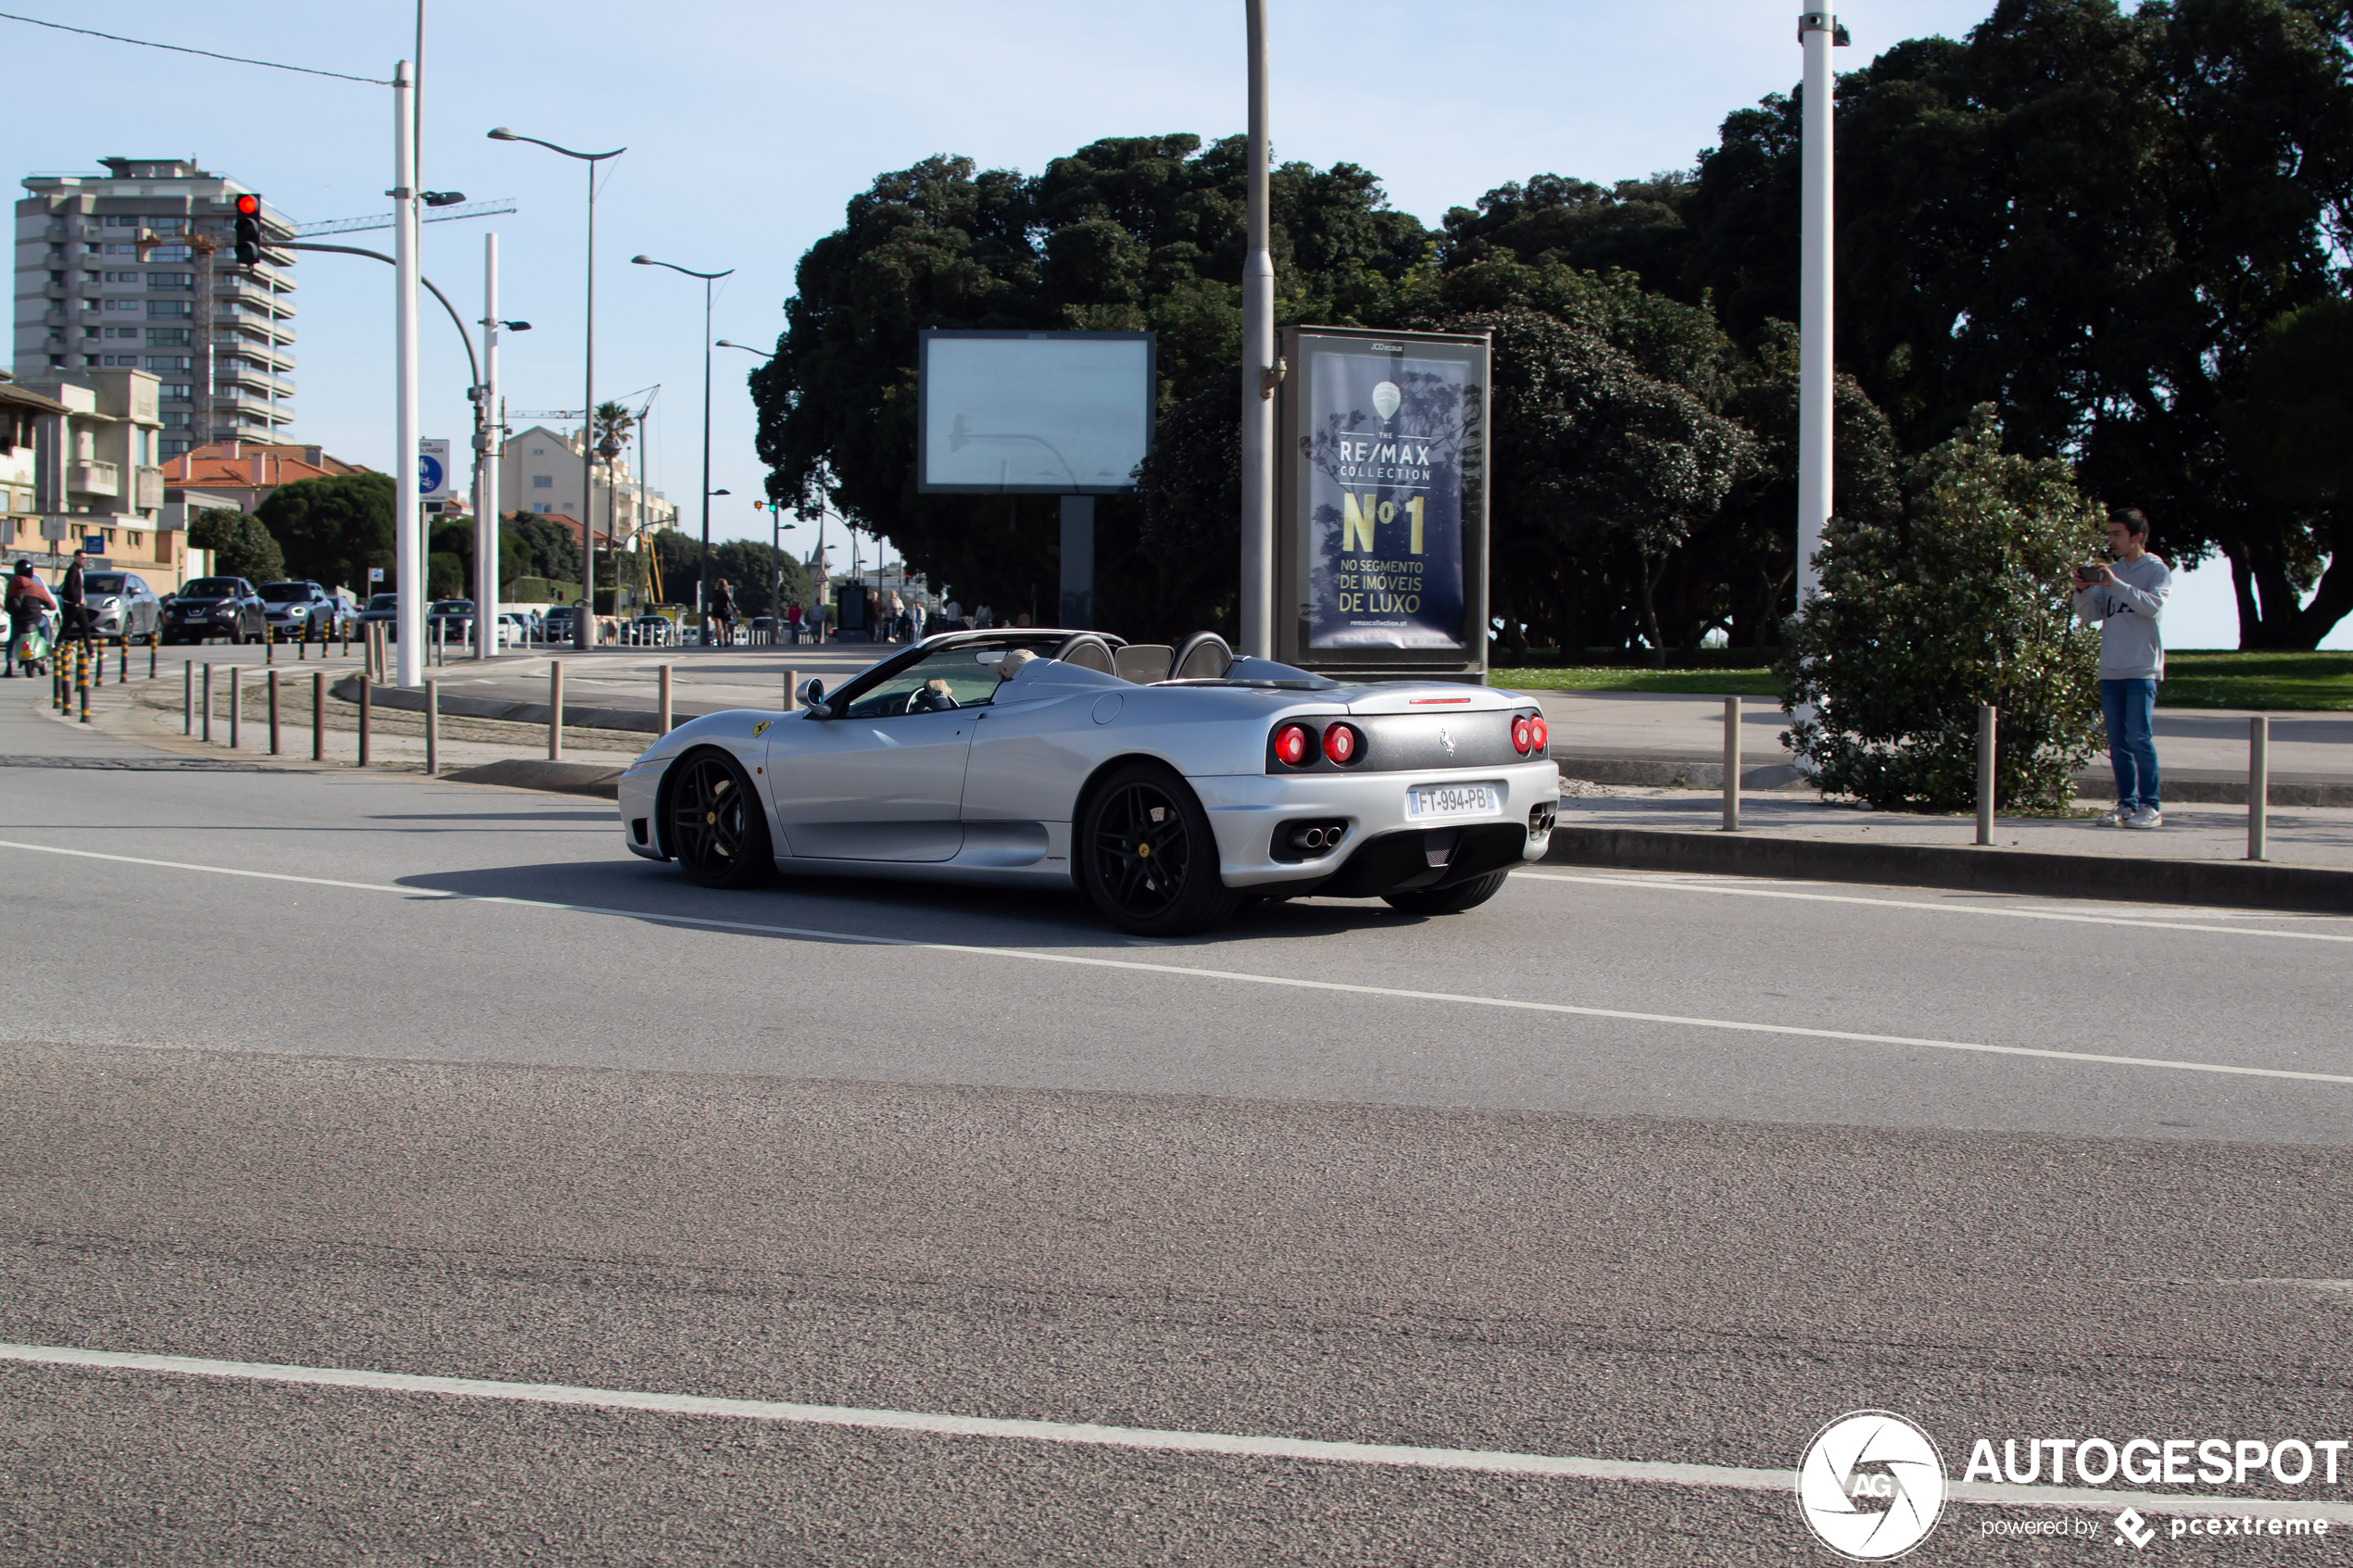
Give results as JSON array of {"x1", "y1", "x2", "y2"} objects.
[
  {"x1": 635, "y1": 256, "x2": 735, "y2": 644},
  {"x1": 487, "y1": 125, "x2": 624, "y2": 649}
]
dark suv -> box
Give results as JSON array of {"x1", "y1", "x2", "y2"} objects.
[{"x1": 161, "y1": 577, "x2": 266, "y2": 645}]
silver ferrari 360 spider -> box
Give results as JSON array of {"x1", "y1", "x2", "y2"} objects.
[{"x1": 618, "y1": 629, "x2": 1560, "y2": 935}]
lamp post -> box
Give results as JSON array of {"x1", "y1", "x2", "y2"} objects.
[
  {"x1": 1239, "y1": 0, "x2": 1276, "y2": 659},
  {"x1": 487, "y1": 126, "x2": 624, "y2": 650},
  {"x1": 635, "y1": 257, "x2": 734, "y2": 644}
]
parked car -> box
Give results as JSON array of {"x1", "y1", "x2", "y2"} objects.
[
  {"x1": 749, "y1": 615, "x2": 776, "y2": 643},
  {"x1": 355, "y1": 592, "x2": 398, "y2": 640},
  {"x1": 619, "y1": 629, "x2": 1563, "y2": 936},
  {"x1": 259, "y1": 580, "x2": 335, "y2": 640},
  {"x1": 160, "y1": 576, "x2": 266, "y2": 645},
  {"x1": 498, "y1": 611, "x2": 537, "y2": 646},
  {"x1": 426, "y1": 598, "x2": 476, "y2": 646},
  {"x1": 540, "y1": 605, "x2": 579, "y2": 644},
  {"x1": 78, "y1": 571, "x2": 162, "y2": 644},
  {"x1": 629, "y1": 614, "x2": 674, "y2": 646}
]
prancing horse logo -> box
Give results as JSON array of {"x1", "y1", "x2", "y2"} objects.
[{"x1": 1439, "y1": 725, "x2": 1456, "y2": 756}]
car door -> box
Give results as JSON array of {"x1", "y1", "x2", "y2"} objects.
[{"x1": 767, "y1": 646, "x2": 1005, "y2": 862}]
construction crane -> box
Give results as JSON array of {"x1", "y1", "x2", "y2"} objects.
[{"x1": 294, "y1": 198, "x2": 519, "y2": 237}]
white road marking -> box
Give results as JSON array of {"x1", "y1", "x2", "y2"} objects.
[
  {"x1": 1523, "y1": 871, "x2": 2353, "y2": 943},
  {"x1": 2, "y1": 1342, "x2": 2344, "y2": 1524},
  {"x1": 5, "y1": 837, "x2": 2349, "y2": 1087}
]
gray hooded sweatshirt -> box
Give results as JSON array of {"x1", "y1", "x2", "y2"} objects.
[{"x1": 2072, "y1": 554, "x2": 2171, "y2": 680}]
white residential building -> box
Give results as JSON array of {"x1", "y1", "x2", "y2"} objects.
[
  {"x1": 498, "y1": 423, "x2": 677, "y2": 548},
  {"x1": 15, "y1": 157, "x2": 297, "y2": 458}
]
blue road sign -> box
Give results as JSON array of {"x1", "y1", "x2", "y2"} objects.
[{"x1": 417, "y1": 452, "x2": 446, "y2": 497}]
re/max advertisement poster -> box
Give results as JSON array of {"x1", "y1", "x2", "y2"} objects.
[{"x1": 1303, "y1": 350, "x2": 1468, "y2": 650}]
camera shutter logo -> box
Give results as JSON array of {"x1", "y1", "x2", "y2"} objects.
[{"x1": 1796, "y1": 1411, "x2": 1946, "y2": 1560}]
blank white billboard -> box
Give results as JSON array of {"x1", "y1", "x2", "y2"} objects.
[{"x1": 917, "y1": 331, "x2": 1155, "y2": 493}]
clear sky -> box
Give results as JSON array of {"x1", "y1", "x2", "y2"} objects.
[{"x1": 13, "y1": 0, "x2": 2322, "y2": 646}]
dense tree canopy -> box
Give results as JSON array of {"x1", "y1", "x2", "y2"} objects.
[
  {"x1": 256, "y1": 474, "x2": 394, "y2": 596},
  {"x1": 749, "y1": 0, "x2": 2353, "y2": 649},
  {"x1": 188, "y1": 508, "x2": 283, "y2": 583}
]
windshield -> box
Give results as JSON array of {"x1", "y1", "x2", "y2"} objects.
[
  {"x1": 182, "y1": 578, "x2": 243, "y2": 598},
  {"x1": 82, "y1": 573, "x2": 126, "y2": 595},
  {"x1": 429, "y1": 601, "x2": 473, "y2": 615},
  {"x1": 840, "y1": 637, "x2": 1066, "y2": 719},
  {"x1": 368, "y1": 595, "x2": 397, "y2": 611},
  {"x1": 259, "y1": 583, "x2": 312, "y2": 603}
]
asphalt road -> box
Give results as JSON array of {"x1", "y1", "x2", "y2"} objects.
[{"x1": 4, "y1": 682, "x2": 2350, "y2": 1565}]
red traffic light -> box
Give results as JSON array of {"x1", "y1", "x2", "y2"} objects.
[
  {"x1": 232, "y1": 194, "x2": 264, "y2": 265},
  {"x1": 234, "y1": 194, "x2": 260, "y2": 217}
]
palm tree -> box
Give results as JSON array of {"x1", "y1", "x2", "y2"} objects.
[{"x1": 591, "y1": 399, "x2": 636, "y2": 453}]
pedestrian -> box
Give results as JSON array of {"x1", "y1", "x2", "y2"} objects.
[
  {"x1": 786, "y1": 598, "x2": 802, "y2": 645},
  {"x1": 6, "y1": 559, "x2": 57, "y2": 676},
  {"x1": 909, "y1": 600, "x2": 925, "y2": 643},
  {"x1": 2073, "y1": 508, "x2": 2171, "y2": 829},
  {"x1": 975, "y1": 602, "x2": 993, "y2": 630},
  {"x1": 707, "y1": 577, "x2": 735, "y2": 646},
  {"x1": 59, "y1": 547, "x2": 92, "y2": 654}
]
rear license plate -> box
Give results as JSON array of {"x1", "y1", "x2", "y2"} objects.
[{"x1": 1406, "y1": 782, "x2": 1503, "y2": 819}]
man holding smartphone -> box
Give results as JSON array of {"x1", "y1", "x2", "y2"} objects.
[{"x1": 2073, "y1": 508, "x2": 2171, "y2": 828}]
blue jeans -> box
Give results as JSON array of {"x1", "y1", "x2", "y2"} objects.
[{"x1": 2100, "y1": 677, "x2": 2160, "y2": 809}]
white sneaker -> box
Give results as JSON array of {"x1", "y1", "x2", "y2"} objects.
[
  {"x1": 2124, "y1": 807, "x2": 2162, "y2": 830},
  {"x1": 2095, "y1": 804, "x2": 2131, "y2": 826}
]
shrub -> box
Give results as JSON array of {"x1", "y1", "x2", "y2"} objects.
[
  {"x1": 188, "y1": 508, "x2": 284, "y2": 583},
  {"x1": 1777, "y1": 407, "x2": 2106, "y2": 812}
]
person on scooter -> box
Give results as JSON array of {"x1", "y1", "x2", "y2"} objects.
[{"x1": 5, "y1": 560, "x2": 56, "y2": 676}]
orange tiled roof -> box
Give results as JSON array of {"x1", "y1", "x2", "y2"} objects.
[{"x1": 162, "y1": 442, "x2": 370, "y2": 490}]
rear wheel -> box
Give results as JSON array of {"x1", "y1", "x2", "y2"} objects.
[
  {"x1": 1078, "y1": 762, "x2": 1239, "y2": 936},
  {"x1": 666, "y1": 749, "x2": 773, "y2": 889},
  {"x1": 1382, "y1": 870, "x2": 1510, "y2": 916}
]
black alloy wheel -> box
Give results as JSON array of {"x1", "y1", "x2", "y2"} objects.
[
  {"x1": 666, "y1": 748, "x2": 773, "y2": 889},
  {"x1": 1078, "y1": 762, "x2": 1239, "y2": 936}
]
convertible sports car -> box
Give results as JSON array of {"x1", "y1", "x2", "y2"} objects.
[{"x1": 618, "y1": 629, "x2": 1561, "y2": 935}]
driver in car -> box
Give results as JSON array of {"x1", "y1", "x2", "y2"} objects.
[{"x1": 916, "y1": 677, "x2": 958, "y2": 711}]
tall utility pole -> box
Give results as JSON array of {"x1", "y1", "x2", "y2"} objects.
[
  {"x1": 475, "y1": 231, "x2": 501, "y2": 659},
  {"x1": 1238, "y1": 0, "x2": 1277, "y2": 659},
  {"x1": 1796, "y1": 9, "x2": 1844, "y2": 608},
  {"x1": 393, "y1": 59, "x2": 423, "y2": 686}
]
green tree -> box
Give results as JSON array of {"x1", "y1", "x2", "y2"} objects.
[
  {"x1": 749, "y1": 136, "x2": 1436, "y2": 638},
  {"x1": 1439, "y1": 172, "x2": 1696, "y2": 297},
  {"x1": 1683, "y1": 0, "x2": 2353, "y2": 646},
  {"x1": 2218, "y1": 296, "x2": 2353, "y2": 645},
  {"x1": 1779, "y1": 407, "x2": 2108, "y2": 812},
  {"x1": 255, "y1": 473, "x2": 395, "y2": 595},
  {"x1": 504, "y1": 511, "x2": 579, "y2": 586},
  {"x1": 187, "y1": 507, "x2": 284, "y2": 583}
]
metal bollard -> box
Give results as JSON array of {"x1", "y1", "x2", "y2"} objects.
[
  {"x1": 311, "y1": 670, "x2": 324, "y2": 762},
  {"x1": 548, "y1": 659, "x2": 564, "y2": 761},
  {"x1": 358, "y1": 673, "x2": 371, "y2": 766},
  {"x1": 118, "y1": 642, "x2": 127, "y2": 684},
  {"x1": 784, "y1": 667, "x2": 799, "y2": 712},
  {"x1": 2248, "y1": 715, "x2": 2269, "y2": 862},
  {"x1": 1722, "y1": 696, "x2": 1741, "y2": 833},
  {"x1": 183, "y1": 660, "x2": 193, "y2": 733},
  {"x1": 201, "y1": 663, "x2": 212, "y2": 742},
  {"x1": 424, "y1": 676, "x2": 439, "y2": 775},
  {"x1": 659, "y1": 663, "x2": 673, "y2": 735},
  {"x1": 298, "y1": 633, "x2": 307, "y2": 661},
  {"x1": 147, "y1": 639, "x2": 157, "y2": 680},
  {"x1": 268, "y1": 668, "x2": 281, "y2": 755},
  {"x1": 1976, "y1": 704, "x2": 1997, "y2": 846},
  {"x1": 265, "y1": 632, "x2": 273, "y2": 666},
  {"x1": 229, "y1": 666, "x2": 241, "y2": 749},
  {"x1": 77, "y1": 645, "x2": 90, "y2": 723}
]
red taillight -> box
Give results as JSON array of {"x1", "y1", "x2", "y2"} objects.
[
  {"x1": 1511, "y1": 716, "x2": 1531, "y2": 754},
  {"x1": 1529, "y1": 716, "x2": 1547, "y2": 753},
  {"x1": 1273, "y1": 722, "x2": 1311, "y2": 767},
  {"x1": 1323, "y1": 722, "x2": 1360, "y2": 765}
]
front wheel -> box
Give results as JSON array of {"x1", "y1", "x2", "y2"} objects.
[
  {"x1": 666, "y1": 748, "x2": 773, "y2": 889},
  {"x1": 1382, "y1": 870, "x2": 1510, "y2": 916},
  {"x1": 1077, "y1": 762, "x2": 1239, "y2": 936}
]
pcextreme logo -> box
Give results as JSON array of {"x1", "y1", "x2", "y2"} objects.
[{"x1": 1797, "y1": 1411, "x2": 1948, "y2": 1561}]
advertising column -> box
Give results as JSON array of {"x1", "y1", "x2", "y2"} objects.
[{"x1": 1276, "y1": 326, "x2": 1490, "y2": 682}]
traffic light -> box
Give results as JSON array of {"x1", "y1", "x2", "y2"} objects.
[{"x1": 232, "y1": 194, "x2": 263, "y2": 265}]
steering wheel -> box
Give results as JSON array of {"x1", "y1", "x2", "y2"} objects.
[{"x1": 902, "y1": 684, "x2": 959, "y2": 714}]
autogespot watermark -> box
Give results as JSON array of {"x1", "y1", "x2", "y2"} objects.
[{"x1": 1796, "y1": 1414, "x2": 2346, "y2": 1559}]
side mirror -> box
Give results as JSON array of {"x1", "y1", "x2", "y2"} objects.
[{"x1": 797, "y1": 676, "x2": 828, "y2": 717}]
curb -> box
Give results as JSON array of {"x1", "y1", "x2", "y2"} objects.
[
  {"x1": 442, "y1": 759, "x2": 623, "y2": 797},
  {"x1": 1546, "y1": 752, "x2": 2353, "y2": 808},
  {"x1": 1543, "y1": 825, "x2": 2353, "y2": 916}
]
